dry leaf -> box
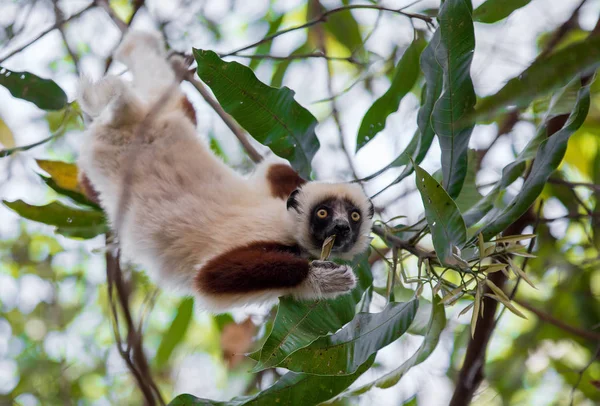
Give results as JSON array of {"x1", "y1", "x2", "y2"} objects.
[
  {"x1": 320, "y1": 234, "x2": 336, "y2": 261},
  {"x1": 220, "y1": 317, "x2": 256, "y2": 369}
]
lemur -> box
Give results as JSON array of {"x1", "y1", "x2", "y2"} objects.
[{"x1": 77, "y1": 31, "x2": 373, "y2": 312}]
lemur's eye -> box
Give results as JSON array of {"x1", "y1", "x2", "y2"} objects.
[
  {"x1": 351, "y1": 211, "x2": 361, "y2": 222},
  {"x1": 317, "y1": 209, "x2": 328, "y2": 219}
]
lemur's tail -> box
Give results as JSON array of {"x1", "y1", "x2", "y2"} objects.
[{"x1": 78, "y1": 30, "x2": 178, "y2": 120}]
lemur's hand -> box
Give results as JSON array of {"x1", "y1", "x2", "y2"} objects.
[{"x1": 309, "y1": 260, "x2": 356, "y2": 295}]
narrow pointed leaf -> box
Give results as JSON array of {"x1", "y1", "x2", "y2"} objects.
[
  {"x1": 193, "y1": 49, "x2": 319, "y2": 177},
  {"x1": 155, "y1": 298, "x2": 194, "y2": 369},
  {"x1": 479, "y1": 84, "x2": 591, "y2": 241},
  {"x1": 474, "y1": 36, "x2": 600, "y2": 120},
  {"x1": 168, "y1": 355, "x2": 375, "y2": 406},
  {"x1": 0, "y1": 66, "x2": 68, "y2": 110},
  {"x1": 474, "y1": 0, "x2": 531, "y2": 24},
  {"x1": 485, "y1": 294, "x2": 527, "y2": 319},
  {"x1": 356, "y1": 39, "x2": 425, "y2": 151},
  {"x1": 3, "y1": 200, "x2": 106, "y2": 239},
  {"x1": 278, "y1": 299, "x2": 418, "y2": 375},
  {"x1": 252, "y1": 256, "x2": 372, "y2": 371},
  {"x1": 431, "y1": 0, "x2": 476, "y2": 198},
  {"x1": 415, "y1": 165, "x2": 467, "y2": 266}
]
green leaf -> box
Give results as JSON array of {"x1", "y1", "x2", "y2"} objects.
[
  {"x1": 249, "y1": 15, "x2": 284, "y2": 71},
  {"x1": 473, "y1": 0, "x2": 531, "y2": 24},
  {"x1": 252, "y1": 256, "x2": 373, "y2": 372},
  {"x1": 474, "y1": 36, "x2": 600, "y2": 120},
  {"x1": 432, "y1": 0, "x2": 477, "y2": 199},
  {"x1": 3, "y1": 200, "x2": 106, "y2": 239},
  {"x1": 0, "y1": 66, "x2": 68, "y2": 110},
  {"x1": 168, "y1": 355, "x2": 375, "y2": 406},
  {"x1": 479, "y1": 83, "x2": 591, "y2": 241},
  {"x1": 454, "y1": 149, "x2": 483, "y2": 213},
  {"x1": 155, "y1": 297, "x2": 194, "y2": 369},
  {"x1": 336, "y1": 296, "x2": 446, "y2": 398},
  {"x1": 193, "y1": 49, "x2": 320, "y2": 178},
  {"x1": 356, "y1": 38, "x2": 425, "y2": 152},
  {"x1": 278, "y1": 299, "x2": 418, "y2": 376},
  {"x1": 325, "y1": 7, "x2": 364, "y2": 59},
  {"x1": 414, "y1": 165, "x2": 467, "y2": 266}
]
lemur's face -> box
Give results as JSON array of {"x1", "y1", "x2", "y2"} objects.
[{"x1": 287, "y1": 183, "x2": 374, "y2": 260}]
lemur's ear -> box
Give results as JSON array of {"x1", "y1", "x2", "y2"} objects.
[
  {"x1": 286, "y1": 188, "x2": 301, "y2": 212},
  {"x1": 368, "y1": 201, "x2": 375, "y2": 218}
]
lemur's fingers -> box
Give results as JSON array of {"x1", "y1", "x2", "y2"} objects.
[{"x1": 308, "y1": 261, "x2": 356, "y2": 295}]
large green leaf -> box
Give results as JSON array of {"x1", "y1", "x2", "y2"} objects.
[
  {"x1": 0, "y1": 66, "x2": 68, "y2": 110},
  {"x1": 155, "y1": 297, "x2": 194, "y2": 369},
  {"x1": 335, "y1": 296, "x2": 446, "y2": 399},
  {"x1": 473, "y1": 0, "x2": 531, "y2": 24},
  {"x1": 356, "y1": 38, "x2": 425, "y2": 152},
  {"x1": 432, "y1": 0, "x2": 477, "y2": 199},
  {"x1": 193, "y1": 49, "x2": 319, "y2": 178},
  {"x1": 251, "y1": 256, "x2": 373, "y2": 371},
  {"x1": 415, "y1": 165, "x2": 467, "y2": 266},
  {"x1": 278, "y1": 299, "x2": 418, "y2": 376},
  {"x1": 3, "y1": 200, "x2": 106, "y2": 239},
  {"x1": 474, "y1": 36, "x2": 600, "y2": 121},
  {"x1": 168, "y1": 355, "x2": 375, "y2": 406},
  {"x1": 358, "y1": 33, "x2": 442, "y2": 185},
  {"x1": 479, "y1": 83, "x2": 591, "y2": 241}
]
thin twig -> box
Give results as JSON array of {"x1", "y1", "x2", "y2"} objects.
[
  {"x1": 221, "y1": 4, "x2": 433, "y2": 58},
  {"x1": 569, "y1": 345, "x2": 600, "y2": 406},
  {"x1": 0, "y1": 3, "x2": 95, "y2": 64},
  {"x1": 372, "y1": 225, "x2": 435, "y2": 260},
  {"x1": 512, "y1": 297, "x2": 600, "y2": 342},
  {"x1": 234, "y1": 52, "x2": 362, "y2": 65},
  {"x1": 52, "y1": 0, "x2": 80, "y2": 75},
  {"x1": 185, "y1": 73, "x2": 263, "y2": 163},
  {"x1": 548, "y1": 178, "x2": 600, "y2": 192}
]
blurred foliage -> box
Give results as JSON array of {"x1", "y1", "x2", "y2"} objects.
[{"x1": 0, "y1": 1, "x2": 599, "y2": 406}]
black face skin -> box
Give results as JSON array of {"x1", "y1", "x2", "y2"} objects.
[{"x1": 308, "y1": 197, "x2": 363, "y2": 253}]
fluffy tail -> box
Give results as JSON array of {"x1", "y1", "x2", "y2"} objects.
[
  {"x1": 78, "y1": 30, "x2": 178, "y2": 122},
  {"x1": 114, "y1": 30, "x2": 177, "y2": 101}
]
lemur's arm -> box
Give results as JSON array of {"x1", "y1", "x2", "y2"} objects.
[{"x1": 195, "y1": 242, "x2": 355, "y2": 299}]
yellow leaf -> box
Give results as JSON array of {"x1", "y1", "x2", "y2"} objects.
[
  {"x1": 494, "y1": 234, "x2": 537, "y2": 244},
  {"x1": 36, "y1": 160, "x2": 80, "y2": 192},
  {"x1": 441, "y1": 285, "x2": 464, "y2": 304},
  {"x1": 485, "y1": 279, "x2": 509, "y2": 302},
  {"x1": 478, "y1": 233, "x2": 485, "y2": 259},
  {"x1": 480, "y1": 264, "x2": 508, "y2": 273},
  {"x1": 507, "y1": 257, "x2": 537, "y2": 289},
  {"x1": 471, "y1": 286, "x2": 482, "y2": 338},
  {"x1": 0, "y1": 118, "x2": 15, "y2": 149},
  {"x1": 458, "y1": 301, "x2": 474, "y2": 317},
  {"x1": 320, "y1": 235, "x2": 336, "y2": 261},
  {"x1": 485, "y1": 294, "x2": 527, "y2": 319}
]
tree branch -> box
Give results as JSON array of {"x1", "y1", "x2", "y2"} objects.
[
  {"x1": 221, "y1": 4, "x2": 432, "y2": 58},
  {"x1": 512, "y1": 297, "x2": 600, "y2": 342},
  {"x1": 185, "y1": 73, "x2": 263, "y2": 163},
  {"x1": 0, "y1": 3, "x2": 94, "y2": 64}
]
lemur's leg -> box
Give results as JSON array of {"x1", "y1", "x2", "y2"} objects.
[{"x1": 195, "y1": 242, "x2": 356, "y2": 300}]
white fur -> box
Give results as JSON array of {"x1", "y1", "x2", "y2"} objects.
[{"x1": 78, "y1": 30, "x2": 373, "y2": 312}]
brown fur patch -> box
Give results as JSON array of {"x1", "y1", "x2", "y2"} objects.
[
  {"x1": 79, "y1": 172, "x2": 100, "y2": 205},
  {"x1": 180, "y1": 96, "x2": 197, "y2": 125},
  {"x1": 267, "y1": 164, "x2": 306, "y2": 199},
  {"x1": 195, "y1": 242, "x2": 309, "y2": 295}
]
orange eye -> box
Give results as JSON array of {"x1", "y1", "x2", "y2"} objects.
[
  {"x1": 351, "y1": 211, "x2": 361, "y2": 222},
  {"x1": 317, "y1": 209, "x2": 328, "y2": 219}
]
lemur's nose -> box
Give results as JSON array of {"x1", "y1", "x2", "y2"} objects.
[{"x1": 333, "y1": 221, "x2": 351, "y2": 236}]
